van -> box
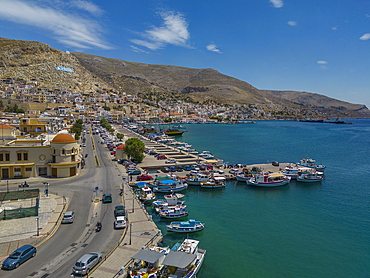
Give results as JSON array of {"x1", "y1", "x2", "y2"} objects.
[{"x1": 114, "y1": 216, "x2": 126, "y2": 229}]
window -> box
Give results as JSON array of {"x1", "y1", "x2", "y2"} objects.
[
  {"x1": 71, "y1": 155, "x2": 75, "y2": 161},
  {"x1": 23, "y1": 153, "x2": 28, "y2": 161},
  {"x1": 17, "y1": 153, "x2": 22, "y2": 161},
  {"x1": 26, "y1": 167, "x2": 32, "y2": 171},
  {"x1": 62, "y1": 149, "x2": 65, "y2": 155},
  {"x1": 5, "y1": 153, "x2": 10, "y2": 161},
  {"x1": 0, "y1": 153, "x2": 3, "y2": 161},
  {"x1": 14, "y1": 167, "x2": 21, "y2": 172}
]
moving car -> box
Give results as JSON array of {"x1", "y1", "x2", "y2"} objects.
[
  {"x1": 72, "y1": 252, "x2": 102, "y2": 275},
  {"x1": 61, "y1": 211, "x2": 75, "y2": 224},
  {"x1": 82, "y1": 143, "x2": 86, "y2": 147},
  {"x1": 2, "y1": 245, "x2": 36, "y2": 270},
  {"x1": 114, "y1": 205, "x2": 126, "y2": 217},
  {"x1": 102, "y1": 194, "x2": 112, "y2": 203},
  {"x1": 136, "y1": 174, "x2": 153, "y2": 181},
  {"x1": 114, "y1": 216, "x2": 126, "y2": 229}
]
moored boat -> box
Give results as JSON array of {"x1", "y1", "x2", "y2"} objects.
[
  {"x1": 297, "y1": 157, "x2": 326, "y2": 172},
  {"x1": 136, "y1": 186, "x2": 155, "y2": 204},
  {"x1": 153, "y1": 179, "x2": 188, "y2": 193},
  {"x1": 165, "y1": 129, "x2": 184, "y2": 136},
  {"x1": 159, "y1": 207, "x2": 188, "y2": 219},
  {"x1": 297, "y1": 172, "x2": 324, "y2": 183},
  {"x1": 166, "y1": 219, "x2": 205, "y2": 233},
  {"x1": 246, "y1": 172, "x2": 291, "y2": 187},
  {"x1": 200, "y1": 176, "x2": 226, "y2": 189},
  {"x1": 187, "y1": 173, "x2": 210, "y2": 186},
  {"x1": 161, "y1": 239, "x2": 206, "y2": 278}
]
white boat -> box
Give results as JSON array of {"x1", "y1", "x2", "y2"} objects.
[
  {"x1": 198, "y1": 151, "x2": 214, "y2": 159},
  {"x1": 297, "y1": 157, "x2": 326, "y2": 172},
  {"x1": 161, "y1": 239, "x2": 206, "y2": 278},
  {"x1": 153, "y1": 179, "x2": 188, "y2": 193},
  {"x1": 187, "y1": 173, "x2": 210, "y2": 186},
  {"x1": 136, "y1": 187, "x2": 155, "y2": 204},
  {"x1": 130, "y1": 248, "x2": 168, "y2": 278},
  {"x1": 159, "y1": 207, "x2": 188, "y2": 219},
  {"x1": 155, "y1": 203, "x2": 187, "y2": 213},
  {"x1": 235, "y1": 172, "x2": 254, "y2": 182},
  {"x1": 153, "y1": 193, "x2": 185, "y2": 208},
  {"x1": 166, "y1": 219, "x2": 205, "y2": 233},
  {"x1": 297, "y1": 172, "x2": 324, "y2": 183},
  {"x1": 282, "y1": 165, "x2": 324, "y2": 180},
  {"x1": 200, "y1": 176, "x2": 226, "y2": 189},
  {"x1": 247, "y1": 172, "x2": 291, "y2": 187}
]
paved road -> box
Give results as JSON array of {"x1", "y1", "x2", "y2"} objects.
[{"x1": 1, "y1": 131, "x2": 125, "y2": 278}]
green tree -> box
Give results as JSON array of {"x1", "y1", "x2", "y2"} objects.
[
  {"x1": 124, "y1": 138, "x2": 145, "y2": 163},
  {"x1": 16, "y1": 109, "x2": 25, "y2": 113},
  {"x1": 116, "y1": 133, "x2": 124, "y2": 141}
]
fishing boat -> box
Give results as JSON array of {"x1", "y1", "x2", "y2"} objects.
[
  {"x1": 155, "y1": 203, "x2": 187, "y2": 213},
  {"x1": 153, "y1": 192, "x2": 185, "y2": 208},
  {"x1": 297, "y1": 172, "x2": 324, "y2": 183},
  {"x1": 200, "y1": 176, "x2": 226, "y2": 189},
  {"x1": 246, "y1": 172, "x2": 291, "y2": 187},
  {"x1": 161, "y1": 239, "x2": 206, "y2": 278},
  {"x1": 164, "y1": 129, "x2": 184, "y2": 136},
  {"x1": 187, "y1": 173, "x2": 210, "y2": 186},
  {"x1": 136, "y1": 186, "x2": 155, "y2": 204},
  {"x1": 297, "y1": 157, "x2": 326, "y2": 172},
  {"x1": 153, "y1": 179, "x2": 188, "y2": 193},
  {"x1": 129, "y1": 248, "x2": 168, "y2": 278},
  {"x1": 166, "y1": 219, "x2": 205, "y2": 233},
  {"x1": 159, "y1": 207, "x2": 188, "y2": 219}
]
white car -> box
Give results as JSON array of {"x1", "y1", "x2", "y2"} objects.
[
  {"x1": 165, "y1": 158, "x2": 177, "y2": 164},
  {"x1": 114, "y1": 216, "x2": 126, "y2": 229}
]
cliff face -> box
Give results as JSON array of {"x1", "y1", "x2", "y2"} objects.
[{"x1": 0, "y1": 36, "x2": 369, "y2": 118}]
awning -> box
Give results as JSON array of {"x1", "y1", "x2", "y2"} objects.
[
  {"x1": 136, "y1": 182, "x2": 148, "y2": 189},
  {"x1": 160, "y1": 179, "x2": 176, "y2": 184},
  {"x1": 131, "y1": 249, "x2": 165, "y2": 264},
  {"x1": 162, "y1": 251, "x2": 196, "y2": 268},
  {"x1": 269, "y1": 172, "x2": 285, "y2": 178}
]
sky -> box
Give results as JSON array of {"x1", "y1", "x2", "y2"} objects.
[{"x1": 1, "y1": 0, "x2": 370, "y2": 108}]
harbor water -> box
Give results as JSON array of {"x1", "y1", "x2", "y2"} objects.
[{"x1": 149, "y1": 119, "x2": 370, "y2": 278}]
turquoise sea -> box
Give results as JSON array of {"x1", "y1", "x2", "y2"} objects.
[{"x1": 149, "y1": 120, "x2": 370, "y2": 278}]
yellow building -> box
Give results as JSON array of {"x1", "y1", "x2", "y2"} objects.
[
  {"x1": 0, "y1": 133, "x2": 81, "y2": 179},
  {"x1": 19, "y1": 118, "x2": 48, "y2": 137}
]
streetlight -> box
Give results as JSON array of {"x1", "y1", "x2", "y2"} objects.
[
  {"x1": 129, "y1": 223, "x2": 132, "y2": 245},
  {"x1": 43, "y1": 182, "x2": 49, "y2": 197},
  {"x1": 6, "y1": 180, "x2": 9, "y2": 193},
  {"x1": 132, "y1": 196, "x2": 135, "y2": 213},
  {"x1": 35, "y1": 217, "x2": 40, "y2": 236}
]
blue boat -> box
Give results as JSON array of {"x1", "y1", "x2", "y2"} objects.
[
  {"x1": 166, "y1": 219, "x2": 205, "y2": 233},
  {"x1": 159, "y1": 207, "x2": 188, "y2": 219}
]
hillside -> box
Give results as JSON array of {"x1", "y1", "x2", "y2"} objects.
[
  {"x1": 0, "y1": 37, "x2": 111, "y2": 92},
  {"x1": 0, "y1": 37, "x2": 369, "y2": 118}
]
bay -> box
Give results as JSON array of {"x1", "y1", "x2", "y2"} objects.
[{"x1": 149, "y1": 120, "x2": 370, "y2": 278}]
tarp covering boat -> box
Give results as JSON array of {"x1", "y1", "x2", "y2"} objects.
[
  {"x1": 131, "y1": 249, "x2": 165, "y2": 264},
  {"x1": 162, "y1": 251, "x2": 197, "y2": 268}
]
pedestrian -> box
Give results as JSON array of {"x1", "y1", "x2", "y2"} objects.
[{"x1": 130, "y1": 176, "x2": 132, "y2": 182}]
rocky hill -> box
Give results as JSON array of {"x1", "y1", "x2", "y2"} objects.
[
  {"x1": 0, "y1": 37, "x2": 111, "y2": 92},
  {"x1": 0, "y1": 37, "x2": 369, "y2": 118}
]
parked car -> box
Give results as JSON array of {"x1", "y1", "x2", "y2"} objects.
[
  {"x1": 176, "y1": 165, "x2": 184, "y2": 172},
  {"x1": 170, "y1": 166, "x2": 176, "y2": 172},
  {"x1": 102, "y1": 194, "x2": 112, "y2": 203},
  {"x1": 110, "y1": 151, "x2": 116, "y2": 155},
  {"x1": 82, "y1": 143, "x2": 86, "y2": 147},
  {"x1": 114, "y1": 205, "x2": 126, "y2": 217},
  {"x1": 161, "y1": 167, "x2": 170, "y2": 173},
  {"x1": 129, "y1": 169, "x2": 141, "y2": 175},
  {"x1": 157, "y1": 155, "x2": 167, "y2": 160},
  {"x1": 165, "y1": 158, "x2": 177, "y2": 164},
  {"x1": 272, "y1": 161, "x2": 279, "y2": 166},
  {"x1": 72, "y1": 252, "x2": 102, "y2": 275},
  {"x1": 137, "y1": 174, "x2": 153, "y2": 181},
  {"x1": 184, "y1": 165, "x2": 191, "y2": 171},
  {"x1": 114, "y1": 216, "x2": 126, "y2": 229},
  {"x1": 62, "y1": 211, "x2": 75, "y2": 224},
  {"x1": 2, "y1": 245, "x2": 37, "y2": 270},
  {"x1": 191, "y1": 165, "x2": 200, "y2": 171},
  {"x1": 207, "y1": 165, "x2": 214, "y2": 170}
]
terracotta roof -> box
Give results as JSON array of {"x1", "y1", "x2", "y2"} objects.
[
  {"x1": 116, "y1": 144, "x2": 125, "y2": 150},
  {"x1": 0, "y1": 124, "x2": 16, "y2": 129},
  {"x1": 51, "y1": 133, "x2": 76, "y2": 143}
]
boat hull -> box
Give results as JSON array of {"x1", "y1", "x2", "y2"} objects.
[
  {"x1": 246, "y1": 178, "x2": 291, "y2": 187},
  {"x1": 166, "y1": 224, "x2": 204, "y2": 233},
  {"x1": 160, "y1": 211, "x2": 188, "y2": 219},
  {"x1": 297, "y1": 176, "x2": 323, "y2": 183},
  {"x1": 153, "y1": 185, "x2": 188, "y2": 193}
]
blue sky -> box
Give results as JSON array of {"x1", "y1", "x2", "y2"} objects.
[{"x1": 1, "y1": 0, "x2": 370, "y2": 108}]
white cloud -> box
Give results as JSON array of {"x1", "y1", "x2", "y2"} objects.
[
  {"x1": 317, "y1": 60, "x2": 328, "y2": 69},
  {"x1": 270, "y1": 0, "x2": 283, "y2": 8},
  {"x1": 131, "y1": 11, "x2": 190, "y2": 51},
  {"x1": 206, "y1": 43, "x2": 222, "y2": 53},
  {"x1": 130, "y1": 45, "x2": 149, "y2": 54},
  {"x1": 359, "y1": 33, "x2": 370, "y2": 40},
  {"x1": 332, "y1": 26, "x2": 338, "y2": 30},
  {"x1": 70, "y1": 0, "x2": 103, "y2": 16},
  {"x1": 288, "y1": 21, "x2": 297, "y2": 26},
  {"x1": 0, "y1": 0, "x2": 111, "y2": 50}
]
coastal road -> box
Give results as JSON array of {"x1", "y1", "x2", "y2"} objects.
[{"x1": 0, "y1": 132, "x2": 126, "y2": 278}]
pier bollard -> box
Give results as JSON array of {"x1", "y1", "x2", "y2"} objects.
[{"x1": 120, "y1": 266, "x2": 125, "y2": 275}]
